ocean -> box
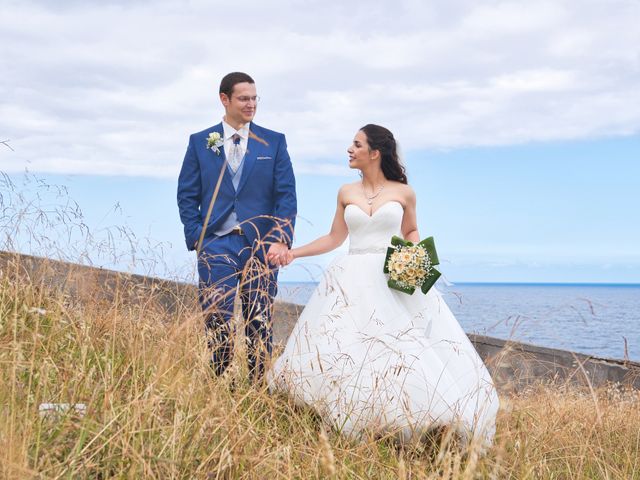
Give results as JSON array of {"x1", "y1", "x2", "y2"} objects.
[{"x1": 276, "y1": 282, "x2": 640, "y2": 362}]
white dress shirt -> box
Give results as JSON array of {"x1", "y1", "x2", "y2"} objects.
[{"x1": 222, "y1": 119, "x2": 249, "y2": 159}]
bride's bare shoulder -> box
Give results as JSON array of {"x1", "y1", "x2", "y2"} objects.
[
  {"x1": 338, "y1": 181, "x2": 361, "y2": 195},
  {"x1": 402, "y1": 183, "x2": 417, "y2": 200},
  {"x1": 343, "y1": 181, "x2": 362, "y2": 190},
  {"x1": 388, "y1": 182, "x2": 416, "y2": 205},
  {"x1": 337, "y1": 182, "x2": 360, "y2": 204}
]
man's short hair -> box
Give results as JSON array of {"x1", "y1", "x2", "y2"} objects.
[{"x1": 219, "y1": 72, "x2": 255, "y2": 98}]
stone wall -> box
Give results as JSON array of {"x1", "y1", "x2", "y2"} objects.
[{"x1": 2, "y1": 250, "x2": 638, "y2": 392}]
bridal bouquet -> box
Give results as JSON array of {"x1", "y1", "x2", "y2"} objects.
[{"x1": 383, "y1": 236, "x2": 441, "y2": 295}]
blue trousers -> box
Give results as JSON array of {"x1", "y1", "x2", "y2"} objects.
[{"x1": 198, "y1": 233, "x2": 278, "y2": 380}]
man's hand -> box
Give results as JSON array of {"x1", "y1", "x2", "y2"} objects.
[{"x1": 266, "y1": 242, "x2": 290, "y2": 267}]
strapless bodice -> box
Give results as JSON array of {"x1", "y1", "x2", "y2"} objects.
[{"x1": 344, "y1": 201, "x2": 403, "y2": 253}]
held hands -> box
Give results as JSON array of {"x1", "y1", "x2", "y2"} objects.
[{"x1": 266, "y1": 242, "x2": 295, "y2": 267}]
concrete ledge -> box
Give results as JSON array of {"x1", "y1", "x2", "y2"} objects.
[
  {"x1": 2, "y1": 250, "x2": 638, "y2": 392},
  {"x1": 469, "y1": 334, "x2": 640, "y2": 392}
]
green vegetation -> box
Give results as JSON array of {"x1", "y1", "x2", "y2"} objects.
[{"x1": 1, "y1": 266, "x2": 639, "y2": 479}]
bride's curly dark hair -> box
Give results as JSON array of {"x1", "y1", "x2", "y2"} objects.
[{"x1": 360, "y1": 124, "x2": 407, "y2": 184}]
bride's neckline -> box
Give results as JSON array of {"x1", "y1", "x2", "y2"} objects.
[{"x1": 345, "y1": 200, "x2": 403, "y2": 218}]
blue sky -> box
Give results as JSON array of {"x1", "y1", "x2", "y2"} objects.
[
  {"x1": 1, "y1": 0, "x2": 639, "y2": 284},
  {"x1": 6, "y1": 134, "x2": 637, "y2": 284}
]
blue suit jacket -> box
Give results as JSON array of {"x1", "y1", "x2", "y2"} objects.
[{"x1": 177, "y1": 122, "x2": 297, "y2": 257}]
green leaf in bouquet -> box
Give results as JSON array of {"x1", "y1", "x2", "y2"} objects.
[
  {"x1": 417, "y1": 236, "x2": 439, "y2": 265},
  {"x1": 390, "y1": 235, "x2": 406, "y2": 247},
  {"x1": 420, "y1": 269, "x2": 441, "y2": 295},
  {"x1": 387, "y1": 279, "x2": 416, "y2": 295},
  {"x1": 383, "y1": 247, "x2": 396, "y2": 274}
]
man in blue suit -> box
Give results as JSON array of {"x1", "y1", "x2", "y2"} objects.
[{"x1": 177, "y1": 72, "x2": 296, "y2": 380}]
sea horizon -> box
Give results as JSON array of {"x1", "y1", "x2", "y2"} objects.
[{"x1": 276, "y1": 281, "x2": 640, "y2": 362}]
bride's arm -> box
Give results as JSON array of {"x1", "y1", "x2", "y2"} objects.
[
  {"x1": 290, "y1": 189, "x2": 348, "y2": 260},
  {"x1": 401, "y1": 186, "x2": 420, "y2": 243}
]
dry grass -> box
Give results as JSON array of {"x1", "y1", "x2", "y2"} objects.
[
  {"x1": 1, "y1": 172, "x2": 639, "y2": 479},
  {"x1": 1, "y1": 272, "x2": 639, "y2": 479}
]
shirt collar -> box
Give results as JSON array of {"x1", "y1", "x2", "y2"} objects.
[{"x1": 222, "y1": 119, "x2": 250, "y2": 141}]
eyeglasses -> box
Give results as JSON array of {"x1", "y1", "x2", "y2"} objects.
[{"x1": 233, "y1": 95, "x2": 260, "y2": 103}]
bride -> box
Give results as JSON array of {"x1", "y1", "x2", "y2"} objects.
[{"x1": 268, "y1": 124, "x2": 500, "y2": 446}]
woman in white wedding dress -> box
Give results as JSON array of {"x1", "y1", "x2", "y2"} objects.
[{"x1": 268, "y1": 124, "x2": 499, "y2": 446}]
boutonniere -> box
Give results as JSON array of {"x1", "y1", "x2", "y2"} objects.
[{"x1": 206, "y1": 132, "x2": 224, "y2": 155}]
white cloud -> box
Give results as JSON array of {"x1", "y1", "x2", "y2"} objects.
[{"x1": 1, "y1": 0, "x2": 639, "y2": 177}]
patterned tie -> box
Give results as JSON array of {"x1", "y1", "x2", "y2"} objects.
[{"x1": 229, "y1": 133, "x2": 242, "y2": 172}]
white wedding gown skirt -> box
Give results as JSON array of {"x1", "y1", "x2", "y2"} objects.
[{"x1": 269, "y1": 201, "x2": 499, "y2": 445}]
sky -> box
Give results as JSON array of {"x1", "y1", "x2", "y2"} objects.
[{"x1": 1, "y1": 0, "x2": 639, "y2": 284}]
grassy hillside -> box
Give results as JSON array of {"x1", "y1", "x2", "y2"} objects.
[{"x1": 1, "y1": 267, "x2": 639, "y2": 479}]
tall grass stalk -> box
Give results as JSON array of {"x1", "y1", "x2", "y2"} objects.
[
  {"x1": 1, "y1": 171, "x2": 638, "y2": 478},
  {"x1": 1, "y1": 270, "x2": 639, "y2": 478}
]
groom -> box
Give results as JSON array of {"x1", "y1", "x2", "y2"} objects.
[{"x1": 177, "y1": 72, "x2": 297, "y2": 380}]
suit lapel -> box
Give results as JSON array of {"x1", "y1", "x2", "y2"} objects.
[
  {"x1": 236, "y1": 122, "x2": 263, "y2": 195},
  {"x1": 207, "y1": 123, "x2": 235, "y2": 192}
]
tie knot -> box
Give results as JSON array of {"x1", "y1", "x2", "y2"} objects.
[{"x1": 232, "y1": 133, "x2": 241, "y2": 145}]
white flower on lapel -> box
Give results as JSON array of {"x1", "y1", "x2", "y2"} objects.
[{"x1": 206, "y1": 132, "x2": 224, "y2": 154}]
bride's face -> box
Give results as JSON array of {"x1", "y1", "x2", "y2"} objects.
[{"x1": 347, "y1": 131, "x2": 377, "y2": 170}]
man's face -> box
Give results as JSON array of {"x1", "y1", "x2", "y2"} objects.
[{"x1": 220, "y1": 82, "x2": 258, "y2": 126}]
